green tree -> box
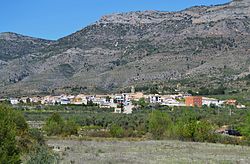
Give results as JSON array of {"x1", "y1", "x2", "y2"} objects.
[
  {"x1": 148, "y1": 110, "x2": 172, "y2": 139},
  {"x1": 13, "y1": 111, "x2": 29, "y2": 135},
  {"x1": 63, "y1": 119, "x2": 78, "y2": 136},
  {"x1": 0, "y1": 105, "x2": 21, "y2": 163},
  {"x1": 198, "y1": 87, "x2": 209, "y2": 95},
  {"x1": 44, "y1": 113, "x2": 79, "y2": 136},
  {"x1": 132, "y1": 98, "x2": 149, "y2": 108},
  {"x1": 193, "y1": 121, "x2": 213, "y2": 142},
  {"x1": 174, "y1": 111, "x2": 214, "y2": 142},
  {"x1": 210, "y1": 86, "x2": 226, "y2": 95},
  {"x1": 240, "y1": 113, "x2": 250, "y2": 140},
  {"x1": 187, "y1": 90, "x2": 197, "y2": 96},
  {"x1": 138, "y1": 98, "x2": 149, "y2": 108},
  {"x1": 43, "y1": 113, "x2": 64, "y2": 136}
]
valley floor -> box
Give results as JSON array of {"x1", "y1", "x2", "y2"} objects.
[{"x1": 47, "y1": 139, "x2": 250, "y2": 164}]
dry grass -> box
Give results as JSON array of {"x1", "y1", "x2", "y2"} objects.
[{"x1": 47, "y1": 139, "x2": 250, "y2": 164}]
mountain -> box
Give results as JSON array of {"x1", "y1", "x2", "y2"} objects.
[
  {"x1": 0, "y1": 32, "x2": 53, "y2": 61},
  {"x1": 0, "y1": 0, "x2": 250, "y2": 96}
]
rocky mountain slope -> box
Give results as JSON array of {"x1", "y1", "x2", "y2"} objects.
[
  {"x1": 0, "y1": 0, "x2": 250, "y2": 96},
  {"x1": 0, "y1": 32, "x2": 53, "y2": 61}
]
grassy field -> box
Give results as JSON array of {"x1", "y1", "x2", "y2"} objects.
[{"x1": 47, "y1": 139, "x2": 250, "y2": 164}]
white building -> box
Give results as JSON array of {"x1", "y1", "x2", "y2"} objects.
[
  {"x1": 10, "y1": 98, "x2": 19, "y2": 105},
  {"x1": 202, "y1": 97, "x2": 225, "y2": 107},
  {"x1": 41, "y1": 96, "x2": 60, "y2": 105},
  {"x1": 161, "y1": 98, "x2": 185, "y2": 107},
  {"x1": 20, "y1": 97, "x2": 29, "y2": 103},
  {"x1": 236, "y1": 104, "x2": 246, "y2": 109},
  {"x1": 149, "y1": 95, "x2": 161, "y2": 104},
  {"x1": 60, "y1": 98, "x2": 70, "y2": 105}
]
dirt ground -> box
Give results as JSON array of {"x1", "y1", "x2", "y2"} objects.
[{"x1": 47, "y1": 139, "x2": 250, "y2": 164}]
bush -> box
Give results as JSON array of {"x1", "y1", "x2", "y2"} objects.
[
  {"x1": 210, "y1": 86, "x2": 226, "y2": 95},
  {"x1": 174, "y1": 120, "x2": 214, "y2": 142},
  {"x1": 29, "y1": 128, "x2": 45, "y2": 145},
  {"x1": 43, "y1": 113, "x2": 78, "y2": 136},
  {"x1": 62, "y1": 119, "x2": 78, "y2": 136},
  {"x1": 13, "y1": 111, "x2": 29, "y2": 135},
  {"x1": 148, "y1": 110, "x2": 172, "y2": 139},
  {"x1": 43, "y1": 113, "x2": 64, "y2": 136},
  {"x1": 240, "y1": 113, "x2": 250, "y2": 140},
  {"x1": 216, "y1": 135, "x2": 242, "y2": 145},
  {"x1": 110, "y1": 124, "x2": 124, "y2": 138},
  {"x1": 193, "y1": 121, "x2": 214, "y2": 142},
  {"x1": 198, "y1": 87, "x2": 209, "y2": 95},
  {"x1": 27, "y1": 145, "x2": 58, "y2": 164}
]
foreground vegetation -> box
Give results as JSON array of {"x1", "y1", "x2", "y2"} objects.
[
  {"x1": 0, "y1": 104, "x2": 58, "y2": 163},
  {"x1": 1, "y1": 96, "x2": 250, "y2": 163},
  {"x1": 21, "y1": 102, "x2": 250, "y2": 145}
]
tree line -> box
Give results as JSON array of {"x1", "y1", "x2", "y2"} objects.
[{"x1": 42, "y1": 106, "x2": 250, "y2": 145}]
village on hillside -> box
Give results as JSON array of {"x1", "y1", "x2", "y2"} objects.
[{"x1": 2, "y1": 86, "x2": 246, "y2": 114}]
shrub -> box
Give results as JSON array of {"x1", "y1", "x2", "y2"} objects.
[
  {"x1": 27, "y1": 145, "x2": 58, "y2": 164},
  {"x1": 148, "y1": 110, "x2": 172, "y2": 139},
  {"x1": 193, "y1": 121, "x2": 214, "y2": 142},
  {"x1": 13, "y1": 111, "x2": 29, "y2": 135},
  {"x1": 43, "y1": 113, "x2": 78, "y2": 136},
  {"x1": 175, "y1": 119, "x2": 214, "y2": 142},
  {"x1": 110, "y1": 124, "x2": 124, "y2": 138},
  {"x1": 29, "y1": 128, "x2": 45, "y2": 145},
  {"x1": 62, "y1": 119, "x2": 78, "y2": 136},
  {"x1": 240, "y1": 113, "x2": 250, "y2": 140},
  {"x1": 43, "y1": 113, "x2": 64, "y2": 136}
]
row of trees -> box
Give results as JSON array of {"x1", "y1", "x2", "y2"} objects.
[
  {"x1": 148, "y1": 110, "x2": 250, "y2": 145},
  {"x1": 43, "y1": 112, "x2": 148, "y2": 138},
  {"x1": 41, "y1": 108, "x2": 250, "y2": 145},
  {"x1": 148, "y1": 110, "x2": 215, "y2": 142}
]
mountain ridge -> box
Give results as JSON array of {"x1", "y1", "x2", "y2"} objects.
[{"x1": 0, "y1": 0, "x2": 250, "y2": 96}]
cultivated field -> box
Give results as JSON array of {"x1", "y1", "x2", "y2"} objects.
[{"x1": 47, "y1": 139, "x2": 250, "y2": 164}]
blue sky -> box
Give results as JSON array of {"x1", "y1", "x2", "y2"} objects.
[{"x1": 1, "y1": 0, "x2": 230, "y2": 40}]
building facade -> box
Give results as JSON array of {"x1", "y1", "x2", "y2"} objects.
[{"x1": 185, "y1": 96, "x2": 202, "y2": 107}]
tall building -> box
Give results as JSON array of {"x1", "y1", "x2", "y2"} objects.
[{"x1": 185, "y1": 96, "x2": 202, "y2": 107}]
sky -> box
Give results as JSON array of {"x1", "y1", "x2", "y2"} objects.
[{"x1": 1, "y1": 0, "x2": 230, "y2": 40}]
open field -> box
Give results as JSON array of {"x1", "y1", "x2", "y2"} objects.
[{"x1": 47, "y1": 139, "x2": 250, "y2": 164}]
